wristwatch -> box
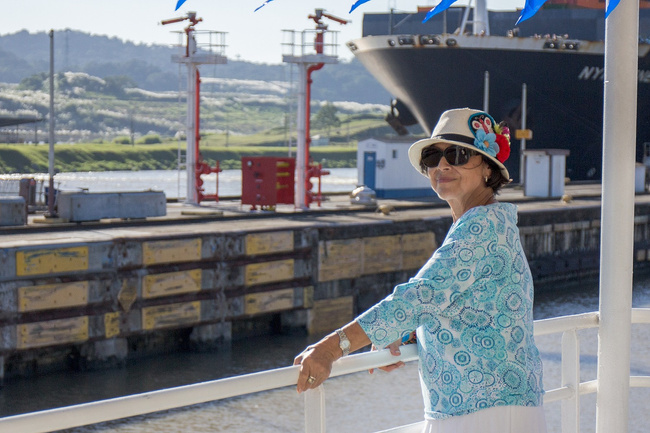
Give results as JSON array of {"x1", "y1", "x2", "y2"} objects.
[{"x1": 336, "y1": 328, "x2": 351, "y2": 356}]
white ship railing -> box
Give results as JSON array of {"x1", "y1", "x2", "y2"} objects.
[{"x1": 1, "y1": 308, "x2": 649, "y2": 433}]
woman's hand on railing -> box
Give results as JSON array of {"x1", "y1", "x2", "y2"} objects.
[
  {"x1": 368, "y1": 341, "x2": 405, "y2": 374},
  {"x1": 368, "y1": 331, "x2": 416, "y2": 374},
  {"x1": 294, "y1": 342, "x2": 338, "y2": 394},
  {"x1": 295, "y1": 322, "x2": 374, "y2": 393}
]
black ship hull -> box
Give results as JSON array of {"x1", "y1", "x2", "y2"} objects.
[{"x1": 349, "y1": 11, "x2": 650, "y2": 182}]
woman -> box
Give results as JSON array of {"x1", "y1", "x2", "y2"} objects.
[{"x1": 294, "y1": 108, "x2": 546, "y2": 432}]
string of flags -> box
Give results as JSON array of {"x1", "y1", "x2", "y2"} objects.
[{"x1": 175, "y1": 0, "x2": 621, "y2": 24}]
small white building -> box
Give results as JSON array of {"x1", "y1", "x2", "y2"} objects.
[{"x1": 357, "y1": 137, "x2": 437, "y2": 199}]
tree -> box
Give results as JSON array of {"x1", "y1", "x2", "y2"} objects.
[
  {"x1": 18, "y1": 73, "x2": 48, "y2": 91},
  {"x1": 104, "y1": 75, "x2": 137, "y2": 97},
  {"x1": 313, "y1": 103, "x2": 340, "y2": 138}
]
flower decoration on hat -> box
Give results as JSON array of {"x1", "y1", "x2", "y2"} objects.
[
  {"x1": 474, "y1": 128, "x2": 499, "y2": 157},
  {"x1": 468, "y1": 112, "x2": 511, "y2": 163},
  {"x1": 494, "y1": 122, "x2": 511, "y2": 163}
]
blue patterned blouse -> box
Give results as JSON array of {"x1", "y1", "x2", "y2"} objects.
[{"x1": 357, "y1": 202, "x2": 544, "y2": 420}]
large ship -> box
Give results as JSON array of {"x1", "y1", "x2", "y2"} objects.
[{"x1": 347, "y1": 0, "x2": 650, "y2": 182}]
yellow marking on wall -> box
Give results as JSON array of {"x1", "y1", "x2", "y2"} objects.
[
  {"x1": 318, "y1": 239, "x2": 362, "y2": 282},
  {"x1": 17, "y1": 316, "x2": 89, "y2": 349},
  {"x1": 308, "y1": 297, "x2": 354, "y2": 335},
  {"x1": 142, "y1": 238, "x2": 202, "y2": 265},
  {"x1": 18, "y1": 281, "x2": 88, "y2": 312},
  {"x1": 362, "y1": 235, "x2": 398, "y2": 275},
  {"x1": 245, "y1": 259, "x2": 294, "y2": 286},
  {"x1": 244, "y1": 288, "x2": 294, "y2": 315},
  {"x1": 143, "y1": 269, "x2": 202, "y2": 298},
  {"x1": 105, "y1": 312, "x2": 121, "y2": 338},
  {"x1": 245, "y1": 231, "x2": 294, "y2": 256},
  {"x1": 16, "y1": 246, "x2": 89, "y2": 277},
  {"x1": 142, "y1": 301, "x2": 200, "y2": 330},
  {"x1": 401, "y1": 232, "x2": 436, "y2": 270}
]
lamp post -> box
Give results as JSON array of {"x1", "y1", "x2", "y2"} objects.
[{"x1": 47, "y1": 29, "x2": 56, "y2": 217}]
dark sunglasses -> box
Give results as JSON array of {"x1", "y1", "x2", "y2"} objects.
[{"x1": 421, "y1": 145, "x2": 478, "y2": 169}]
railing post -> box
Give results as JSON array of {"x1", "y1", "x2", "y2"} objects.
[
  {"x1": 561, "y1": 330, "x2": 580, "y2": 433},
  {"x1": 596, "y1": 0, "x2": 637, "y2": 430},
  {"x1": 304, "y1": 386, "x2": 326, "y2": 433}
]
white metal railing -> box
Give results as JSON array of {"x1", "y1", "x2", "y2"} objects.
[
  {"x1": 173, "y1": 29, "x2": 228, "y2": 57},
  {"x1": 1, "y1": 309, "x2": 650, "y2": 433},
  {"x1": 281, "y1": 29, "x2": 341, "y2": 58}
]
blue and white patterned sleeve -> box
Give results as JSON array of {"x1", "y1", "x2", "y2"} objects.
[{"x1": 357, "y1": 205, "x2": 506, "y2": 349}]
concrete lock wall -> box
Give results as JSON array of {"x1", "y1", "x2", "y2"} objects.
[
  {"x1": 0, "y1": 230, "x2": 317, "y2": 379},
  {"x1": 2, "y1": 203, "x2": 650, "y2": 379}
]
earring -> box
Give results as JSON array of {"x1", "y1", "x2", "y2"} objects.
[{"x1": 484, "y1": 176, "x2": 489, "y2": 183}]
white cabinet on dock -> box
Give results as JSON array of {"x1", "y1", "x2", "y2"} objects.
[
  {"x1": 357, "y1": 137, "x2": 435, "y2": 199},
  {"x1": 523, "y1": 149, "x2": 570, "y2": 198}
]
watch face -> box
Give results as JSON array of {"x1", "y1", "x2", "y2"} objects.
[{"x1": 337, "y1": 329, "x2": 350, "y2": 354}]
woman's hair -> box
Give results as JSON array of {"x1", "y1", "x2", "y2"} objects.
[{"x1": 483, "y1": 157, "x2": 509, "y2": 194}]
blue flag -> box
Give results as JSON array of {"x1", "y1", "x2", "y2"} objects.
[
  {"x1": 350, "y1": 0, "x2": 374, "y2": 13},
  {"x1": 255, "y1": 0, "x2": 275, "y2": 12},
  {"x1": 423, "y1": 0, "x2": 461, "y2": 23},
  {"x1": 175, "y1": 0, "x2": 186, "y2": 11},
  {"x1": 516, "y1": 0, "x2": 549, "y2": 24},
  {"x1": 605, "y1": 0, "x2": 621, "y2": 18}
]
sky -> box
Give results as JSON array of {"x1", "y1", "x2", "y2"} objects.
[{"x1": 0, "y1": 0, "x2": 523, "y2": 64}]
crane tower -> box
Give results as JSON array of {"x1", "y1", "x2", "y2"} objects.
[{"x1": 162, "y1": 12, "x2": 227, "y2": 205}]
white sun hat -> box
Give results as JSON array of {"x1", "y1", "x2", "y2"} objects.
[{"x1": 408, "y1": 108, "x2": 511, "y2": 180}]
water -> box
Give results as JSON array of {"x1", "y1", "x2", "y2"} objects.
[
  {"x1": 3, "y1": 275, "x2": 650, "y2": 433},
  {"x1": 0, "y1": 168, "x2": 360, "y2": 201}
]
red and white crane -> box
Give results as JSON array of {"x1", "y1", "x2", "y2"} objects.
[
  {"x1": 283, "y1": 9, "x2": 348, "y2": 209},
  {"x1": 162, "y1": 12, "x2": 226, "y2": 205}
]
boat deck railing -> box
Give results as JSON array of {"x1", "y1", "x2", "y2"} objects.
[{"x1": 1, "y1": 308, "x2": 650, "y2": 433}]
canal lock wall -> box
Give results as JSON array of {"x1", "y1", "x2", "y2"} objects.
[{"x1": 2, "y1": 202, "x2": 650, "y2": 380}]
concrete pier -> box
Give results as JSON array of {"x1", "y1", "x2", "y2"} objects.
[
  {"x1": 56, "y1": 191, "x2": 166, "y2": 222},
  {"x1": 1, "y1": 183, "x2": 649, "y2": 380}
]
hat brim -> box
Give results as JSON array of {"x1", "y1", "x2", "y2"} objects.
[{"x1": 408, "y1": 137, "x2": 511, "y2": 181}]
